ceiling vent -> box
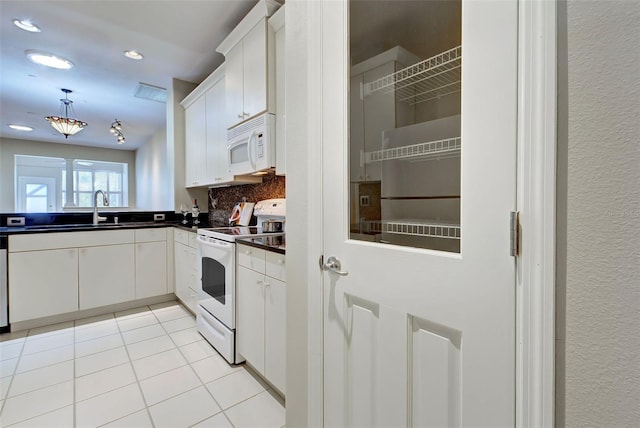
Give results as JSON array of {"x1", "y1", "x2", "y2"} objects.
[{"x1": 134, "y1": 82, "x2": 167, "y2": 103}]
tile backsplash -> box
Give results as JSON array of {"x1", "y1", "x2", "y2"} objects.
[{"x1": 208, "y1": 174, "x2": 286, "y2": 224}]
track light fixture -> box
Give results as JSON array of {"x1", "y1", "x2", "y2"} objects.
[{"x1": 109, "y1": 119, "x2": 126, "y2": 144}]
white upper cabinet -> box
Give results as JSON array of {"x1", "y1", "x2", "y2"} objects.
[
  {"x1": 182, "y1": 66, "x2": 263, "y2": 188},
  {"x1": 184, "y1": 95, "x2": 208, "y2": 187},
  {"x1": 217, "y1": 0, "x2": 280, "y2": 130},
  {"x1": 182, "y1": 66, "x2": 224, "y2": 188},
  {"x1": 205, "y1": 76, "x2": 233, "y2": 183},
  {"x1": 224, "y1": 41, "x2": 245, "y2": 128}
]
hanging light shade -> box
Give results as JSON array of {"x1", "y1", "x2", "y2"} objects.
[{"x1": 45, "y1": 89, "x2": 87, "y2": 138}]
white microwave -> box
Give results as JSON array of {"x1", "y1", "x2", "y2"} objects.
[{"x1": 227, "y1": 113, "x2": 275, "y2": 175}]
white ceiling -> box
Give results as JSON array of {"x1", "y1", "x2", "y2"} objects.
[{"x1": 0, "y1": 0, "x2": 258, "y2": 150}]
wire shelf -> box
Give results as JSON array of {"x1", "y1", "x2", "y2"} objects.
[
  {"x1": 363, "y1": 219, "x2": 460, "y2": 240},
  {"x1": 363, "y1": 46, "x2": 462, "y2": 105},
  {"x1": 364, "y1": 137, "x2": 461, "y2": 164}
]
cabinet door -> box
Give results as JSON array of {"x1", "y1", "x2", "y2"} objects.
[
  {"x1": 237, "y1": 266, "x2": 265, "y2": 373},
  {"x1": 206, "y1": 77, "x2": 232, "y2": 183},
  {"x1": 135, "y1": 241, "x2": 167, "y2": 299},
  {"x1": 79, "y1": 244, "x2": 135, "y2": 310},
  {"x1": 243, "y1": 19, "x2": 268, "y2": 120},
  {"x1": 174, "y1": 241, "x2": 192, "y2": 309},
  {"x1": 185, "y1": 95, "x2": 207, "y2": 187},
  {"x1": 9, "y1": 248, "x2": 78, "y2": 323},
  {"x1": 264, "y1": 277, "x2": 286, "y2": 394},
  {"x1": 225, "y1": 42, "x2": 245, "y2": 129}
]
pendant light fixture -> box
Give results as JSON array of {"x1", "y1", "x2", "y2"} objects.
[
  {"x1": 45, "y1": 89, "x2": 87, "y2": 138},
  {"x1": 109, "y1": 119, "x2": 126, "y2": 144}
]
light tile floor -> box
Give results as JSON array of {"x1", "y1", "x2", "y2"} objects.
[{"x1": 0, "y1": 301, "x2": 285, "y2": 428}]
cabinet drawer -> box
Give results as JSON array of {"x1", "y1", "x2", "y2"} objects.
[
  {"x1": 265, "y1": 251, "x2": 286, "y2": 282},
  {"x1": 237, "y1": 244, "x2": 266, "y2": 272},
  {"x1": 9, "y1": 230, "x2": 134, "y2": 252},
  {"x1": 174, "y1": 228, "x2": 190, "y2": 245},
  {"x1": 135, "y1": 227, "x2": 166, "y2": 243},
  {"x1": 188, "y1": 232, "x2": 199, "y2": 249}
]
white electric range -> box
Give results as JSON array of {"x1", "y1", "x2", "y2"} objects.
[{"x1": 196, "y1": 198, "x2": 285, "y2": 364}]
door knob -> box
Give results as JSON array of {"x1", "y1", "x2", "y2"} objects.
[{"x1": 320, "y1": 255, "x2": 349, "y2": 276}]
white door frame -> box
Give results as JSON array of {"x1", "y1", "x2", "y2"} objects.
[
  {"x1": 515, "y1": 0, "x2": 557, "y2": 426},
  {"x1": 301, "y1": 1, "x2": 557, "y2": 426}
]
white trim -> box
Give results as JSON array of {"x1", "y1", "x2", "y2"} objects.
[
  {"x1": 516, "y1": 0, "x2": 557, "y2": 427},
  {"x1": 216, "y1": 0, "x2": 281, "y2": 55},
  {"x1": 307, "y1": 0, "x2": 325, "y2": 426},
  {"x1": 180, "y1": 63, "x2": 225, "y2": 108}
]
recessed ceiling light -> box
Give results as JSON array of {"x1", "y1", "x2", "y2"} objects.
[
  {"x1": 25, "y1": 50, "x2": 74, "y2": 69},
  {"x1": 124, "y1": 50, "x2": 144, "y2": 60},
  {"x1": 8, "y1": 124, "x2": 34, "y2": 131},
  {"x1": 13, "y1": 19, "x2": 41, "y2": 33}
]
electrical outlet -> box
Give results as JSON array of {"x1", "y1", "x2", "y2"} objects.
[
  {"x1": 360, "y1": 195, "x2": 370, "y2": 207},
  {"x1": 153, "y1": 213, "x2": 165, "y2": 221},
  {"x1": 7, "y1": 216, "x2": 25, "y2": 226}
]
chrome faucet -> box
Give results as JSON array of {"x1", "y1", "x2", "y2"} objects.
[{"x1": 93, "y1": 190, "x2": 109, "y2": 225}]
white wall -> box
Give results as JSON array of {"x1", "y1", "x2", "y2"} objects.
[
  {"x1": 557, "y1": 1, "x2": 640, "y2": 426},
  {"x1": 285, "y1": 1, "x2": 312, "y2": 426},
  {"x1": 0, "y1": 137, "x2": 136, "y2": 212},
  {"x1": 135, "y1": 128, "x2": 171, "y2": 210}
]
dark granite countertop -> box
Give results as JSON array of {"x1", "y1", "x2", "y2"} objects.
[
  {"x1": 0, "y1": 221, "x2": 175, "y2": 235},
  {"x1": 0, "y1": 213, "x2": 228, "y2": 235},
  {"x1": 236, "y1": 234, "x2": 286, "y2": 255}
]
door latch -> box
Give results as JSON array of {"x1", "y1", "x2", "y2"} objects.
[{"x1": 510, "y1": 211, "x2": 520, "y2": 257}]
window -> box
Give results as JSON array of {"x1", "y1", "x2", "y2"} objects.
[{"x1": 15, "y1": 155, "x2": 129, "y2": 212}]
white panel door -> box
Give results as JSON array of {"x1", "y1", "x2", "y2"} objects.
[
  {"x1": 237, "y1": 265, "x2": 265, "y2": 372},
  {"x1": 135, "y1": 241, "x2": 167, "y2": 299},
  {"x1": 321, "y1": 1, "x2": 518, "y2": 427},
  {"x1": 205, "y1": 75, "x2": 232, "y2": 183},
  {"x1": 264, "y1": 276, "x2": 286, "y2": 394},
  {"x1": 185, "y1": 95, "x2": 206, "y2": 187},
  {"x1": 8, "y1": 248, "x2": 78, "y2": 323},
  {"x1": 243, "y1": 19, "x2": 268, "y2": 120},
  {"x1": 225, "y1": 41, "x2": 245, "y2": 128},
  {"x1": 79, "y1": 244, "x2": 135, "y2": 310}
]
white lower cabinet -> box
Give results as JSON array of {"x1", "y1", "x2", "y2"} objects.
[
  {"x1": 79, "y1": 244, "x2": 135, "y2": 310},
  {"x1": 8, "y1": 228, "x2": 169, "y2": 323},
  {"x1": 237, "y1": 244, "x2": 286, "y2": 394},
  {"x1": 237, "y1": 267, "x2": 265, "y2": 368},
  {"x1": 8, "y1": 248, "x2": 79, "y2": 323},
  {"x1": 135, "y1": 228, "x2": 168, "y2": 299},
  {"x1": 174, "y1": 228, "x2": 200, "y2": 313}
]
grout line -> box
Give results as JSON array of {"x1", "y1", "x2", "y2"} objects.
[
  {"x1": 115, "y1": 304, "x2": 157, "y2": 428},
  {"x1": 0, "y1": 302, "x2": 287, "y2": 427},
  {"x1": 0, "y1": 332, "x2": 26, "y2": 416},
  {"x1": 0, "y1": 329, "x2": 73, "y2": 425}
]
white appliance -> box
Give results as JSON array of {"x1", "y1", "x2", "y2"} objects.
[
  {"x1": 196, "y1": 198, "x2": 285, "y2": 364},
  {"x1": 227, "y1": 113, "x2": 276, "y2": 176}
]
